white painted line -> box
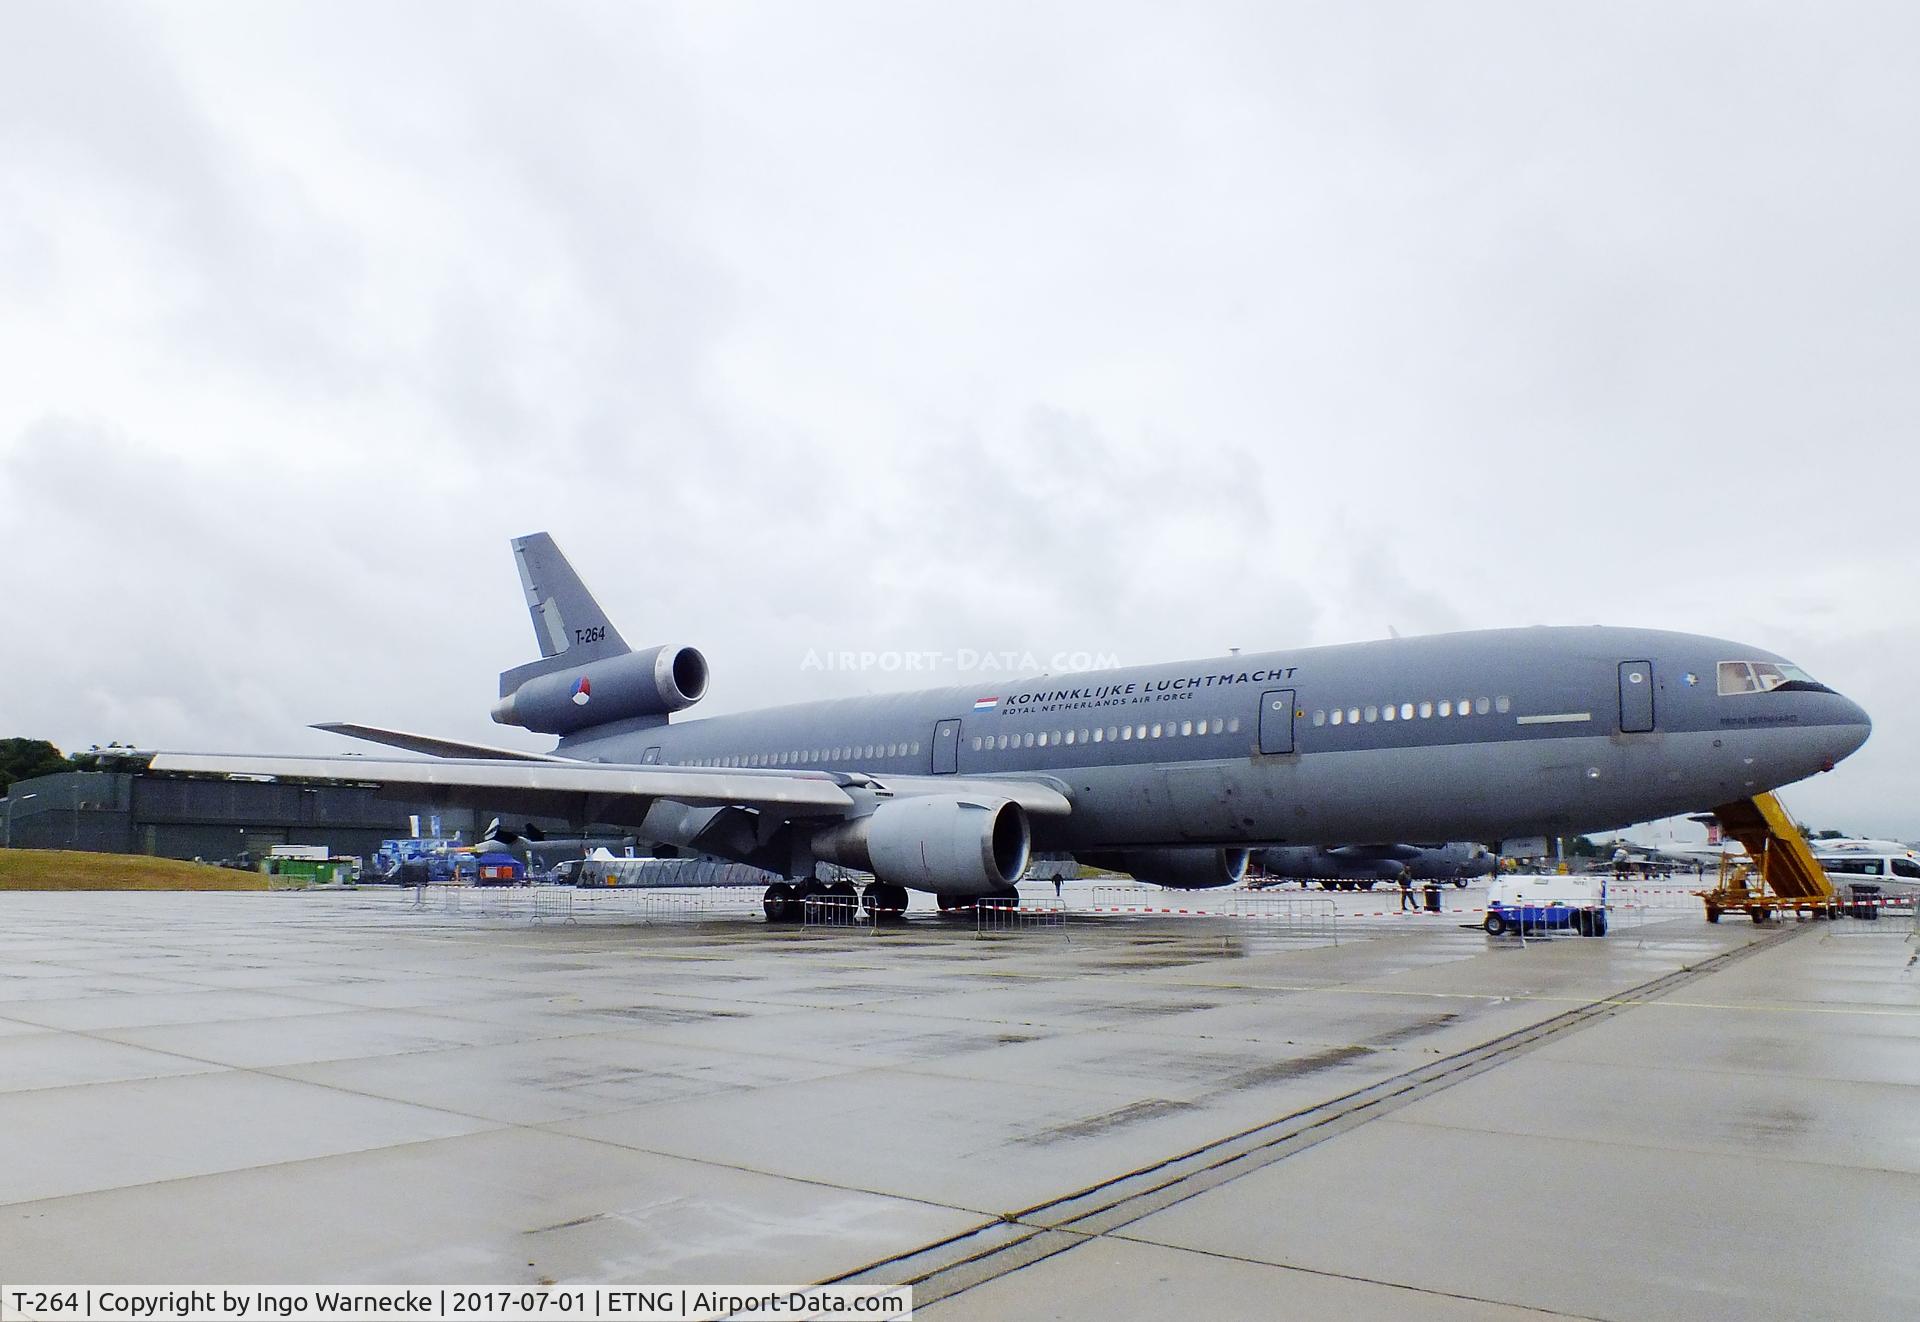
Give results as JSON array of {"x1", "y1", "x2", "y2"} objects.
[{"x1": 1515, "y1": 712, "x2": 1593, "y2": 725}]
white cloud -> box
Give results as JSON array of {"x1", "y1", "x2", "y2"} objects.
[{"x1": 2, "y1": 1, "x2": 1915, "y2": 833}]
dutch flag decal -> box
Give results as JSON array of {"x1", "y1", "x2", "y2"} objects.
[
  {"x1": 572, "y1": 675, "x2": 592, "y2": 706},
  {"x1": 973, "y1": 696, "x2": 999, "y2": 711}
]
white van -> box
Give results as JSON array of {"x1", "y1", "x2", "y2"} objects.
[{"x1": 1813, "y1": 851, "x2": 1920, "y2": 899}]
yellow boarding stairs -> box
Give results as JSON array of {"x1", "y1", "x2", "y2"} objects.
[{"x1": 1698, "y1": 792, "x2": 1836, "y2": 924}]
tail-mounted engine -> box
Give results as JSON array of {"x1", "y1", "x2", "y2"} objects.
[{"x1": 492, "y1": 643, "x2": 709, "y2": 735}]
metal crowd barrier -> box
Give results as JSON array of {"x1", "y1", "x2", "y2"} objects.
[
  {"x1": 974, "y1": 899, "x2": 1066, "y2": 936},
  {"x1": 800, "y1": 891, "x2": 867, "y2": 928}
]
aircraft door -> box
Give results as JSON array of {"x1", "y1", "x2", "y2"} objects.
[
  {"x1": 1618, "y1": 661, "x2": 1655, "y2": 733},
  {"x1": 932, "y1": 719, "x2": 962, "y2": 774},
  {"x1": 1259, "y1": 689, "x2": 1296, "y2": 755}
]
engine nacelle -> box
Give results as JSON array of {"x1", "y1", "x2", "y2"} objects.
[
  {"x1": 1082, "y1": 846, "x2": 1250, "y2": 890},
  {"x1": 812, "y1": 796, "x2": 1031, "y2": 897},
  {"x1": 491, "y1": 644, "x2": 709, "y2": 735}
]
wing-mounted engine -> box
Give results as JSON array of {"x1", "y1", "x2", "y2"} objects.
[
  {"x1": 811, "y1": 796, "x2": 1032, "y2": 896},
  {"x1": 492, "y1": 643, "x2": 709, "y2": 735},
  {"x1": 1080, "y1": 846, "x2": 1250, "y2": 890}
]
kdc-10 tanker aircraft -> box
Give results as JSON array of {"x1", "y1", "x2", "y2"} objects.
[{"x1": 154, "y1": 533, "x2": 1873, "y2": 921}]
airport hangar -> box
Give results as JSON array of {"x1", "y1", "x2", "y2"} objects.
[{"x1": 0, "y1": 768, "x2": 544, "y2": 862}]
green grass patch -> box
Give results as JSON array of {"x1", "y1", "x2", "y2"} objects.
[{"x1": 0, "y1": 849, "x2": 268, "y2": 891}]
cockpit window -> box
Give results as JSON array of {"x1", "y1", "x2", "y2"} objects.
[{"x1": 1719, "y1": 660, "x2": 1826, "y2": 695}]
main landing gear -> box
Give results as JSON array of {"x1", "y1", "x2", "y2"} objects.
[
  {"x1": 863, "y1": 883, "x2": 910, "y2": 921},
  {"x1": 762, "y1": 880, "x2": 907, "y2": 923}
]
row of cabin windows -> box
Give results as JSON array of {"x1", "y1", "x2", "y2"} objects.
[
  {"x1": 1310, "y1": 695, "x2": 1512, "y2": 727},
  {"x1": 970, "y1": 716, "x2": 1241, "y2": 752},
  {"x1": 678, "y1": 741, "x2": 922, "y2": 769}
]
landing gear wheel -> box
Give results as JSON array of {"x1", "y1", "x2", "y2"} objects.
[
  {"x1": 763, "y1": 883, "x2": 800, "y2": 924},
  {"x1": 1359, "y1": 880, "x2": 1378, "y2": 892},
  {"x1": 1483, "y1": 913, "x2": 1506, "y2": 936},
  {"x1": 1318, "y1": 880, "x2": 1338, "y2": 891},
  {"x1": 863, "y1": 883, "x2": 909, "y2": 921},
  {"x1": 1453, "y1": 878, "x2": 1470, "y2": 888},
  {"x1": 819, "y1": 880, "x2": 859, "y2": 925}
]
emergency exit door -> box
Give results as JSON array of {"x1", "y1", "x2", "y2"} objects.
[
  {"x1": 1618, "y1": 661, "x2": 1655, "y2": 733},
  {"x1": 1259, "y1": 689, "x2": 1296, "y2": 754},
  {"x1": 932, "y1": 719, "x2": 961, "y2": 774}
]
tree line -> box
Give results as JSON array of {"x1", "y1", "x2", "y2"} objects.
[{"x1": 0, "y1": 740, "x2": 134, "y2": 796}]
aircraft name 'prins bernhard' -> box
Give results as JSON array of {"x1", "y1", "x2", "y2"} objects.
[{"x1": 998, "y1": 668, "x2": 1299, "y2": 715}]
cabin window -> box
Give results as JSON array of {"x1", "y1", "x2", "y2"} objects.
[
  {"x1": 1019, "y1": 732, "x2": 1032, "y2": 748},
  {"x1": 1438, "y1": 701, "x2": 1451, "y2": 717},
  {"x1": 1381, "y1": 704, "x2": 1396, "y2": 722},
  {"x1": 1475, "y1": 698, "x2": 1490, "y2": 715},
  {"x1": 1418, "y1": 701, "x2": 1433, "y2": 718},
  {"x1": 1495, "y1": 696, "x2": 1511, "y2": 714},
  {"x1": 1400, "y1": 702, "x2": 1414, "y2": 720},
  {"x1": 1363, "y1": 706, "x2": 1378, "y2": 723},
  {"x1": 1036, "y1": 732, "x2": 1049, "y2": 747},
  {"x1": 1459, "y1": 697, "x2": 1472, "y2": 715},
  {"x1": 1228, "y1": 717, "x2": 1241, "y2": 733},
  {"x1": 1329, "y1": 709, "x2": 1343, "y2": 725},
  {"x1": 1092, "y1": 727, "x2": 1104, "y2": 742}
]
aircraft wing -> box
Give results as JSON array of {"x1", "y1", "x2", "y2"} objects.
[
  {"x1": 145, "y1": 753, "x2": 1072, "y2": 826},
  {"x1": 312, "y1": 722, "x2": 569, "y2": 762}
]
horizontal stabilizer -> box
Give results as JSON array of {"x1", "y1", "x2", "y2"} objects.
[{"x1": 313, "y1": 723, "x2": 567, "y2": 763}]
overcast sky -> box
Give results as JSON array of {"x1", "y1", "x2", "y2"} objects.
[{"x1": 2, "y1": 2, "x2": 1915, "y2": 839}]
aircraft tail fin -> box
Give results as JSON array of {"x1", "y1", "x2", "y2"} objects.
[{"x1": 510, "y1": 531, "x2": 629, "y2": 660}]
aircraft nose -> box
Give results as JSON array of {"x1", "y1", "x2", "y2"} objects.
[
  {"x1": 1816, "y1": 691, "x2": 1872, "y2": 770},
  {"x1": 1836, "y1": 693, "x2": 1872, "y2": 748}
]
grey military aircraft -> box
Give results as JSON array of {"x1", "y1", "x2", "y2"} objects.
[
  {"x1": 1256, "y1": 842, "x2": 1496, "y2": 890},
  {"x1": 153, "y1": 532, "x2": 1873, "y2": 922}
]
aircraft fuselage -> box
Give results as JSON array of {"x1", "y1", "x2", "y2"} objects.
[{"x1": 553, "y1": 625, "x2": 1870, "y2": 853}]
